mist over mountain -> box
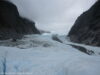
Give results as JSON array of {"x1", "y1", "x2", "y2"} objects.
[
  {"x1": 0, "y1": 0, "x2": 40, "y2": 40},
  {"x1": 10, "y1": 0, "x2": 96, "y2": 34},
  {"x1": 0, "y1": 1, "x2": 100, "y2": 75}
]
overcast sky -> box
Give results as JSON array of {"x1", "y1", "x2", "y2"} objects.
[{"x1": 10, "y1": 0, "x2": 97, "y2": 34}]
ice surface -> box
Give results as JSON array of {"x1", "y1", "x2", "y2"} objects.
[{"x1": 0, "y1": 34, "x2": 100, "y2": 75}]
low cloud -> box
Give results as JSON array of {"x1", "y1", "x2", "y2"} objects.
[{"x1": 11, "y1": 0, "x2": 96, "y2": 34}]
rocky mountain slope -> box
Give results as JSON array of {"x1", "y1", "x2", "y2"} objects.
[
  {"x1": 0, "y1": 0, "x2": 40, "y2": 40},
  {"x1": 68, "y1": 0, "x2": 100, "y2": 46}
]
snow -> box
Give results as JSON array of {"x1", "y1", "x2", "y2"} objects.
[{"x1": 0, "y1": 34, "x2": 100, "y2": 75}]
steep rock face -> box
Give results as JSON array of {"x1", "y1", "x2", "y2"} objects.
[
  {"x1": 68, "y1": 0, "x2": 100, "y2": 46},
  {"x1": 0, "y1": 0, "x2": 40, "y2": 40}
]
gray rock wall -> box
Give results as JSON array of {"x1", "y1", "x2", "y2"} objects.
[
  {"x1": 68, "y1": 0, "x2": 100, "y2": 46},
  {"x1": 0, "y1": 0, "x2": 40, "y2": 40}
]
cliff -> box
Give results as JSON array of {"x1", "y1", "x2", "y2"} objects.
[
  {"x1": 0, "y1": 0, "x2": 40, "y2": 40},
  {"x1": 68, "y1": 0, "x2": 100, "y2": 46}
]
